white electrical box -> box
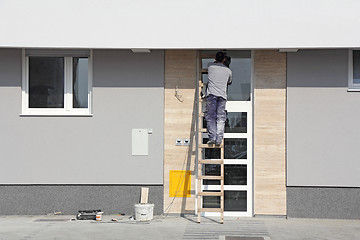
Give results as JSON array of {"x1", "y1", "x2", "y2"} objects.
[{"x1": 132, "y1": 129, "x2": 149, "y2": 156}]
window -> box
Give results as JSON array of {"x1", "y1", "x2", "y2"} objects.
[
  {"x1": 22, "y1": 49, "x2": 92, "y2": 115},
  {"x1": 348, "y1": 50, "x2": 360, "y2": 90}
]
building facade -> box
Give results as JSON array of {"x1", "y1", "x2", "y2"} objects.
[{"x1": 0, "y1": 0, "x2": 359, "y2": 219}]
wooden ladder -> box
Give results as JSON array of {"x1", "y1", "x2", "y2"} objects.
[{"x1": 197, "y1": 58, "x2": 225, "y2": 224}]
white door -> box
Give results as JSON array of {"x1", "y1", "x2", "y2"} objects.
[{"x1": 198, "y1": 50, "x2": 253, "y2": 217}]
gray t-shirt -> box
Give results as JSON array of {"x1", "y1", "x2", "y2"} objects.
[{"x1": 206, "y1": 62, "x2": 232, "y2": 100}]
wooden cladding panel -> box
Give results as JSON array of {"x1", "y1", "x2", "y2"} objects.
[
  {"x1": 164, "y1": 50, "x2": 197, "y2": 214},
  {"x1": 254, "y1": 50, "x2": 287, "y2": 216}
]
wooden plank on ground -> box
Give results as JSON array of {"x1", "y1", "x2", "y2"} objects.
[{"x1": 140, "y1": 187, "x2": 149, "y2": 203}]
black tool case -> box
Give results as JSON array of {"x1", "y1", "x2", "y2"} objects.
[{"x1": 76, "y1": 210, "x2": 102, "y2": 220}]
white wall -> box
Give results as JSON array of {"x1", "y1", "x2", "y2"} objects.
[{"x1": 0, "y1": 0, "x2": 359, "y2": 49}]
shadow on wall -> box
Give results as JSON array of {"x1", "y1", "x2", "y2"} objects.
[
  {"x1": 254, "y1": 50, "x2": 287, "y2": 90},
  {"x1": 0, "y1": 48, "x2": 22, "y2": 87},
  {"x1": 287, "y1": 49, "x2": 348, "y2": 88},
  {"x1": 0, "y1": 49, "x2": 166, "y2": 88},
  {"x1": 92, "y1": 49, "x2": 164, "y2": 88},
  {"x1": 182, "y1": 90, "x2": 197, "y2": 215}
]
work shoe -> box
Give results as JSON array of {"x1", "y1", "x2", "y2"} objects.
[
  {"x1": 207, "y1": 139, "x2": 216, "y2": 144},
  {"x1": 215, "y1": 141, "x2": 222, "y2": 146}
]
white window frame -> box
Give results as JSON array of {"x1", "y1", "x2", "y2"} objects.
[
  {"x1": 348, "y1": 49, "x2": 360, "y2": 91},
  {"x1": 21, "y1": 49, "x2": 93, "y2": 116}
]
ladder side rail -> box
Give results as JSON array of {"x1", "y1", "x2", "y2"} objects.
[
  {"x1": 197, "y1": 55, "x2": 204, "y2": 223},
  {"x1": 220, "y1": 139, "x2": 225, "y2": 224}
]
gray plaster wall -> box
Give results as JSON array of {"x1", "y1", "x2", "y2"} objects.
[
  {"x1": 287, "y1": 49, "x2": 360, "y2": 187},
  {"x1": 0, "y1": 185, "x2": 163, "y2": 215},
  {"x1": 0, "y1": 48, "x2": 164, "y2": 184},
  {"x1": 287, "y1": 187, "x2": 360, "y2": 219}
]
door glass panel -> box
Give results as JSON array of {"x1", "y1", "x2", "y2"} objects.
[
  {"x1": 204, "y1": 164, "x2": 220, "y2": 185},
  {"x1": 203, "y1": 165, "x2": 247, "y2": 185},
  {"x1": 201, "y1": 51, "x2": 251, "y2": 101},
  {"x1": 202, "y1": 59, "x2": 214, "y2": 69},
  {"x1": 224, "y1": 191, "x2": 247, "y2": 211},
  {"x1": 225, "y1": 165, "x2": 247, "y2": 185},
  {"x1": 225, "y1": 112, "x2": 247, "y2": 133},
  {"x1": 227, "y1": 57, "x2": 251, "y2": 101},
  {"x1": 202, "y1": 73, "x2": 208, "y2": 83},
  {"x1": 203, "y1": 138, "x2": 220, "y2": 159},
  {"x1": 203, "y1": 138, "x2": 247, "y2": 160},
  {"x1": 225, "y1": 138, "x2": 247, "y2": 159},
  {"x1": 203, "y1": 190, "x2": 220, "y2": 208},
  {"x1": 201, "y1": 73, "x2": 208, "y2": 98},
  {"x1": 203, "y1": 112, "x2": 247, "y2": 133}
]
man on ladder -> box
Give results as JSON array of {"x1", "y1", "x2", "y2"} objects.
[
  {"x1": 205, "y1": 52, "x2": 232, "y2": 145},
  {"x1": 197, "y1": 51, "x2": 232, "y2": 224}
]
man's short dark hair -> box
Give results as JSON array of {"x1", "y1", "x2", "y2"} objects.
[{"x1": 215, "y1": 51, "x2": 225, "y2": 62}]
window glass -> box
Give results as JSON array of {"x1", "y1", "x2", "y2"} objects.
[
  {"x1": 225, "y1": 165, "x2": 247, "y2": 185},
  {"x1": 202, "y1": 59, "x2": 214, "y2": 69},
  {"x1": 203, "y1": 190, "x2": 220, "y2": 208},
  {"x1": 227, "y1": 57, "x2": 251, "y2": 101},
  {"x1": 202, "y1": 190, "x2": 247, "y2": 211},
  {"x1": 73, "y1": 58, "x2": 89, "y2": 108},
  {"x1": 353, "y1": 50, "x2": 360, "y2": 84},
  {"x1": 204, "y1": 138, "x2": 247, "y2": 160},
  {"x1": 203, "y1": 164, "x2": 220, "y2": 185},
  {"x1": 203, "y1": 164, "x2": 247, "y2": 185},
  {"x1": 225, "y1": 138, "x2": 247, "y2": 159},
  {"x1": 203, "y1": 112, "x2": 246, "y2": 134},
  {"x1": 225, "y1": 112, "x2": 247, "y2": 133},
  {"x1": 201, "y1": 51, "x2": 251, "y2": 101},
  {"x1": 224, "y1": 191, "x2": 247, "y2": 211},
  {"x1": 203, "y1": 138, "x2": 220, "y2": 159},
  {"x1": 29, "y1": 57, "x2": 64, "y2": 108},
  {"x1": 201, "y1": 73, "x2": 208, "y2": 84}
]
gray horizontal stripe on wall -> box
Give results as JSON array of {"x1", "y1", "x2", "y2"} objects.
[
  {"x1": 287, "y1": 187, "x2": 360, "y2": 219},
  {"x1": 25, "y1": 49, "x2": 90, "y2": 57},
  {"x1": 0, "y1": 185, "x2": 163, "y2": 215}
]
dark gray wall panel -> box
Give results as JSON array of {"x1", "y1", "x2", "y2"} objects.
[
  {"x1": 287, "y1": 187, "x2": 360, "y2": 219},
  {"x1": 0, "y1": 48, "x2": 21, "y2": 86},
  {"x1": 0, "y1": 49, "x2": 164, "y2": 184},
  {"x1": 287, "y1": 49, "x2": 360, "y2": 187},
  {"x1": 0, "y1": 185, "x2": 163, "y2": 215}
]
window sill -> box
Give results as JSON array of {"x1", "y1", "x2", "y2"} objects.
[
  {"x1": 347, "y1": 88, "x2": 360, "y2": 92},
  {"x1": 20, "y1": 113, "x2": 93, "y2": 117}
]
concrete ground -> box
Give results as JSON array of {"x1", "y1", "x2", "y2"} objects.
[{"x1": 0, "y1": 215, "x2": 360, "y2": 240}]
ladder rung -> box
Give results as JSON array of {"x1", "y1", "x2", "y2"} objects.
[
  {"x1": 198, "y1": 144, "x2": 223, "y2": 148},
  {"x1": 199, "y1": 98, "x2": 207, "y2": 102},
  {"x1": 199, "y1": 112, "x2": 205, "y2": 117},
  {"x1": 198, "y1": 175, "x2": 223, "y2": 180},
  {"x1": 198, "y1": 160, "x2": 223, "y2": 164},
  {"x1": 199, "y1": 128, "x2": 207, "y2": 132},
  {"x1": 200, "y1": 68, "x2": 208, "y2": 73},
  {"x1": 198, "y1": 192, "x2": 223, "y2": 197},
  {"x1": 198, "y1": 208, "x2": 223, "y2": 213}
]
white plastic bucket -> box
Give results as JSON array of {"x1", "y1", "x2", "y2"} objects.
[
  {"x1": 96, "y1": 212, "x2": 103, "y2": 221},
  {"x1": 134, "y1": 203, "x2": 154, "y2": 221}
]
